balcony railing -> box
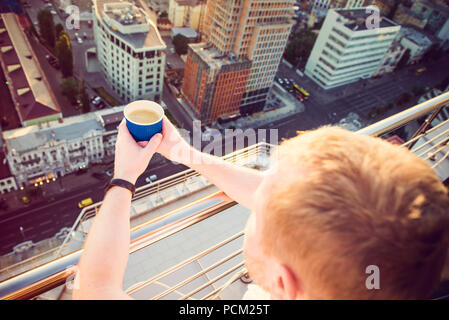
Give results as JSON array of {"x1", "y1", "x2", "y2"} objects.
[{"x1": 1, "y1": 91, "x2": 449, "y2": 300}]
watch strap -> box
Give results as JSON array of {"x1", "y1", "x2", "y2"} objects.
[{"x1": 105, "y1": 178, "x2": 136, "y2": 196}]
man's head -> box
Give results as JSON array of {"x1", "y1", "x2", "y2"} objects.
[{"x1": 243, "y1": 127, "x2": 449, "y2": 299}]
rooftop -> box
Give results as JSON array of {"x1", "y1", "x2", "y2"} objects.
[
  {"x1": 0, "y1": 13, "x2": 60, "y2": 122},
  {"x1": 171, "y1": 27, "x2": 197, "y2": 39},
  {"x1": 335, "y1": 8, "x2": 398, "y2": 31},
  {"x1": 189, "y1": 43, "x2": 249, "y2": 71},
  {"x1": 400, "y1": 26, "x2": 433, "y2": 47},
  {"x1": 94, "y1": 0, "x2": 165, "y2": 50},
  {"x1": 2, "y1": 106, "x2": 125, "y2": 154}
]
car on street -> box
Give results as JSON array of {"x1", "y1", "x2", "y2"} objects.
[
  {"x1": 277, "y1": 78, "x2": 284, "y2": 85},
  {"x1": 77, "y1": 37, "x2": 83, "y2": 44},
  {"x1": 21, "y1": 196, "x2": 31, "y2": 204},
  {"x1": 50, "y1": 10, "x2": 57, "y2": 15},
  {"x1": 91, "y1": 96, "x2": 102, "y2": 105},
  {"x1": 145, "y1": 174, "x2": 158, "y2": 183},
  {"x1": 83, "y1": 32, "x2": 87, "y2": 39},
  {"x1": 105, "y1": 170, "x2": 112, "y2": 177},
  {"x1": 78, "y1": 198, "x2": 93, "y2": 208}
]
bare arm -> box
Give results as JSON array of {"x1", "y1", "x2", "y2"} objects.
[
  {"x1": 73, "y1": 120, "x2": 162, "y2": 300},
  {"x1": 157, "y1": 119, "x2": 264, "y2": 210}
]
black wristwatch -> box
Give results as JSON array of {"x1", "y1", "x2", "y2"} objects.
[{"x1": 105, "y1": 178, "x2": 136, "y2": 197}]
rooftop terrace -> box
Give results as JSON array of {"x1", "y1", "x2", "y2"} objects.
[
  {"x1": 335, "y1": 8, "x2": 398, "y2": 31},
  {"x1": 94, "y1": 0, "x2": 165, "y2": 49}
]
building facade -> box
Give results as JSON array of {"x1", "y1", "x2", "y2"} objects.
[
  {"x1": 1, "y1": 107, "x2": 125, "y2": 189},
  {"x1": 182, "y1": 0, "x2": 295, "y2": 123},
  {"x1": 168, "y1": 0, "x2": 206, "y2": 30},
  {"x1": 0, "y1": 13, "x2": 62, "y2": 127},
  {"x1": 374, "y1": 40, "x2": 406, "y2": 75},
  {"x1": 93, "y1": 0, "x2": 166, "y2": 103},
  {"x1": 305, "y1": 8, "x2": 400, "y2": 90},
  {"x1": 148, "y1": 0, "x2": 170, "y2": 13},
  {"x1": 399, "y1": 26, "x2": 433, "y2": 64}
]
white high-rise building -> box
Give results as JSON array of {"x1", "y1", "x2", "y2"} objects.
[
  {"x1": 93, "y1": 0, "x2": 167, "y2": 103},
  {"x1": 305, "y1": 8, "x2": 400, "y2": 90}
]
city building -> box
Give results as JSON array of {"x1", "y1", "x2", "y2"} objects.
[
  {"x1": 0, "y1": 139, "x2": 18, "y2": 194},
  {"x1": 399, "y1": 26, "x2": 433, "y2": 64},
  {"x1": 306, "y1": 0, "x2": 373, "y2": 21},
  {"x1": 93, "y1": 0, "x2": 166, "y2": 103},
  {"x1": 148, "y1": 0, "x2": 170, "y2": 14},
  {"x1": 182, "y1": 0, "x2": 295, "y2": 124},
  {"x1": 0, "y1": 13, "x2": 62, "y2": 127},
  {"x1": 372, "y1": 0, "x2": 396, "y2": 16},
  {"x1": 410, "y1": 0, "x2": 449, "y2": 35},
  {"x1": 392, "y1": 4, "x2": 427, "y2": 30},
  {"x1": 1, "y1": 107, "x2": 125, "y2": 189},
  {"x1": 304, "y1": 8, "x2": 400, "y2": 90},
  {"x1": 171, "y1": 27, "x2": 197, "y2": 41},
  {"x1": 168, "y1": 0, "x2": 206, "y2": 30},
  {"x1": 374, "y1": 40, "x2": 406, "y2": 75}
]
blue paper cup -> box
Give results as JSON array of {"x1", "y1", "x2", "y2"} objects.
[{"x1": 124, "y1": 100, "x2": 164, "y2": 142}]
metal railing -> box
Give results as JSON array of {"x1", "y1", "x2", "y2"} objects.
[
  {"x1": 0, "y1": 142, "x2": 273, "y2": 300},
  {"x1": 1, "y1": 91, "x2": 449, "y2": 300}
]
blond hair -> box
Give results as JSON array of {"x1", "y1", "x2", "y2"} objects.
[{"x1": 262, "y1": 127, "x2": 449, "y2": 299}]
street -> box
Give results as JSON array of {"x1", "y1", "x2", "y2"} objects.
[{"x1": 0, "y1": 156, "x2": 186, "y2": 256}]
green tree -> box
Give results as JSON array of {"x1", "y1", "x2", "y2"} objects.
[
  {"x1": 56, "y1": 33, "x2": 74, "y2": 78},
  {"x1": 172, "y1": 34, "x2": 189, "y2": 55},
  {"x1": 412, "y1": 85, "x2": 426, "y2": 97},
  {"x1": 55, "y1": 23, "x2": 64, "y2": 39},
  {"x1": 396, "y1": 49, "x2": 410, "y2": 70},
  {"x1": 79, "y1": 79, "x2": 91, "y2": 113},
  {"x1": 60, "y1": 77, "x2": 79, "y2": 105},
  {"x1": 283, "y1": 29, "x2": 317, "y2": 67},
  {"x1": 37, "y1": 9, "x2": 56, "y2": 48},
  {"x1": 396, "y1": 92, "x2": 411, "y2": 106}
]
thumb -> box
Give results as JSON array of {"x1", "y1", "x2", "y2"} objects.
[{"x1": 144, "y1": 133, "x2": 162, "y2": 157}]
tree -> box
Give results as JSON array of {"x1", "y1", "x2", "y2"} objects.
[
  {"x1": 55, "y1": 23, "x2": 64, "y2": 39},
  {"x1": 396, "y1": 48, "x2": 410, "y2": 70},
  {"x1": 56, "y1": 33, "x2": 74, "y2": 78},
  {"x1": 172, "y1": 34, "x2": 189, "y2": 55},
  {"x1": 412, "y1": 85, "x2": 426, "y2": 97},
  {"x1": 283, "y1": 29, "x2": 317, "y2": 67},
  {"x1": 396, "y1": 92, "x2": 411, "y2": 106},
  {"x1": 79, "y1": 79, "x2": 91, "y2": 113},
  {"x1": 37, "y1": 9, "x2": 56, "y2": 48},
  {"x1": 60, "y1": 77, "x2": 79, "y2": 105}
]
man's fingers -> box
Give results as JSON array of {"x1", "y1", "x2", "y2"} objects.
[{"x1": 144, "y1": 133, "x2": 162, "y2": 156}]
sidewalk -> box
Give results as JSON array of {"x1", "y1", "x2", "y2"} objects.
[{"x1": 1, "y1": 159, "x2": 114, "y2": 213}]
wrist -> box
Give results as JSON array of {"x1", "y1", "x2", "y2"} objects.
[{"x1": 113, "y1": 172, "x2": 138, "y2": 185}]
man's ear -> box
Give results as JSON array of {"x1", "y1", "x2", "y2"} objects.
[{"x1": 270, "y1": 262, "x2": 303, "y2": 300}]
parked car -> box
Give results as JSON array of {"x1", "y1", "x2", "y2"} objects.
[
  {"x1": 104, "y1": 170, "x2": 112, "y2": 177},
  {"x1": 77, "y1": 37, "x2": 83, "y2": 44},
  {"x1": 83, "y1": 32, "x2": 87, "y2": 39},
  {"x1": 145, "y1": 174, "x2": 157, "y2": 183},
  {"x1": 50, "y1": 10, "x2": 57, "y2": 15},
  {"x1": 91, "y1": 96, "x2": 102, "y2": 105},
  {"x1": 97, "y1": 101, "x2": 106, "y2": 109},
  {"x1": 78, "y1": 198, "x2": 93, "y2": 208},
  {"x1": 21, "y1": 196, "x2": 31, "y2": 204}
]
